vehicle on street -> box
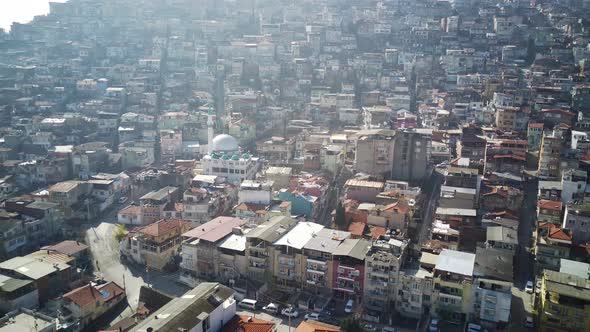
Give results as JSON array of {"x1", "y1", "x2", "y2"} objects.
[
  {"x1": 525, "y1": 280, "x2": 534, "y2": 293},
  {"x1": 304, "y1": 313, "x2": 320, "y2": 321},
  {"x1": 344, "y1": 299, "x2": 354, "y2": 313},
  {"x1": 429, "y1": 318, "x2": 439, "y2": 332},
  {"x1": 467, "y1": 323, "x2": 482, "y2": 332},
  {"x1": 382, "y1": 327, "x2": 398, "y2": 332},
  {"x1": 263, "y1": 303, "x2": 278, "y2": 314},
  {"x1": 239, "y1": 299, "x2": 258, "y2": 310},
  {"x1": 118, "y1": 196, "x2": 128, "y2": 204},
  {"x1": 281, "y1": 307, "x2": 299, "y2": 318},
  {"x1": 524, "y1": 316, "x2": 534, "y2": 328},
  {"x1": 319, "y1": 316, "x2": 341, "y2": 326},
  {"x1": 362, "y1": 322, "x2": 377, "y2": 332}
]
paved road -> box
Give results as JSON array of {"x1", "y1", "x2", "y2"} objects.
[
  {"x1": 86, "y1": 221, "x2": 190, "y2": 327},
  {"x1": 418, "y1": 170, "x2": 442, "y2": 246},
  {"x1": 509, "y1": 178, "x2": 538, "y2": 331},
  {"x1": 516, "y1": 179, "x2": 537, "y2": 288}
]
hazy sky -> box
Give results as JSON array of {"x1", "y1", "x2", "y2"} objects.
[{"x1": 0, "y1": 0, "x2": 66, "y2": 32}]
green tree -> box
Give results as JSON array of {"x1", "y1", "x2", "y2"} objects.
[
  {"x1": 334, "y1": 201, "x2": 346, "y2": 229},
  {"x1": 341, "y1": 316, "x2": 364, "y2": 332},
  {"x1": 114, "y1": 224, "x2": 128, "y2": 242}
]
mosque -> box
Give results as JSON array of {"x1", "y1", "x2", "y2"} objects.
[{"x1": 201, "y1": 109, "x2": 259, "y2": 183}]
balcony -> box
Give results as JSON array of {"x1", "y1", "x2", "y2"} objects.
[
  {"x1": 307, "y1": 267, "x2": 325, "y2": 275},
  {"x1": 249, "y1": 261, "x2": 266, "y2": 269},
  {"x1": 369, "y1": 268, "x2": 389, "y2": 279},
  {"x1": 249, "y1": 255, "x2": 266, "y2": 262},
  {"x1": 278, "y1": 271, "x2": 296, "y2": 281},
  {"x1": 278, "y1": 259, "x2": 295, "y2": 268}
]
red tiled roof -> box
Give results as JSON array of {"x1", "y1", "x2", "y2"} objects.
[
  {"x1": 222, "y1": 315, "x2": 274, "y2": 332},
  {"x1": 118, "y1": 205, "x2": 140, "y2": 215},
  {"x1": 528, "y1": 123, "x2": 544, "y2": 128},
  {"x1": 538, "y1": 199, "x2": 562, "y2": 211},
  {"x1": 383, "y1": 201, "x2": 410, "y2": 214},
  {"x1": 538, "y1": 222, "x2": 572, "y2": 241},
  {"x1": 140, "y1": 219, "x2": 191, "y2": 237},
  {"x1": 492, "y1": 154, "x2": 526, "y2": 161},
  {"x1": 63, "y1": 282, "x2": 124, "y2": 308},
  {"x1": 484, "y1": 210, "x2": 519, "y2": 220},
  {"x1": 370, "y1": 226, "x2": 387, "y2": 239},
  {"x1": 42, "y1": 240, "x2": 88, "y2": 256},
  {"x1": 294, "y1": 321, "x2": 341, "y2": 332},
  {"x1": 348, "y1": 221, "x2": 366, "y2": 236},
  {"x1": 182, "y1": 216, "x2": 245, "y2": 243},
  {"x1": 235, "y1": 202, "x2": 267, "y2": 212}
]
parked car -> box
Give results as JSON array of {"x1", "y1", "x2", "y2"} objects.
[
  {"x1": 362, "y1": 322, "x2": 377, "y2": 332},
  {"x1": 118, "y1": 196, "x2": 128, "y2": 204},
  {"x1": 238, "y1": 299, "x2": 258, "y2": 310},
  {"x1": 344, "y1": 299, "x2": 354, "y2": 313},
  {"x1": 319, "y1": 316, "x2": 341, "y2": 326},
  {"x1": 263, "y1": 303, "x2": 278, "y2": 314},
  {"x1": 281, "y1": 307, "x2": 299, "y2": 318},
  {"x1": 467, "y1": 323, "x2": 482, "y2": 332},
  {"x1": 429, "y1": 318, "x2": 439, "y2": 332},
  {"x1": 525, "y1": 280, "x2": 534, "y2": 293},
  {"x1": 304, "y1": 313, "x2": 320, "y2": 321},
  {"x1": 382, "y1": 327, "x2": 399, "y2": 332},
  {"x1": 524, "y1": 316, "x2": 534, "y2": 328}
]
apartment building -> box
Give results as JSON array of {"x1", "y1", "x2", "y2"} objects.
[
  {"x1": 354, "y1": 129, "x2": 395, "y2": 179},
  {"x1": 245, "y1": 216, "x2": 297, "y2": 281},
  {"x1": 431, "y1": 250, "x2": 475, "y2": 321},
  {"x1": 396, "y1": 267, "x2": 434, "y2": 319},
  {"x1": 120, "y1": 219, "x2": 192, "y2": 271},
  {"x1": 272, "y1": 222, "x2": 324, "y2": 291},
  {"x1": 538, "y1": 270, "x2": 590, "y2": 332},
  {"x1": 180, "y1": 216, "x2": 246, "y2": 286},
  {"x1": 302, "y1": 229, "x2": 351, "y2": 295},
  {"x1": 536, "y1": 223, "x2": 572, "y2": 272},
  {"x1": 333, "y1": 238, "x2": 371, "y2": 303},
  {"x1": 364, "y1": 238, "x2": 408, "y2": 322}
]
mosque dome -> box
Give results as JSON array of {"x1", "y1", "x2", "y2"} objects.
[{"x1": 211, "y1": 134, "x2": 239, "y2": 153}]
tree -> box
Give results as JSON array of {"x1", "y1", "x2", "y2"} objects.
[
  {"x1": 114, "y1": 224, "x2": 128, "y2": 242},
  {"x1": 341, "y1": 316, "x2": 364, "y2": 332},
  {"x1": 334, "y1": 201, "x2": 347, "y2": 229}
]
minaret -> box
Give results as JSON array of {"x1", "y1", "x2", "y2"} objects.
[{"x1": 207, "y1": 106, "x2": 214, "y2": 155}]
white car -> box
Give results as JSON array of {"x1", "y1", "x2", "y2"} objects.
[
  {"x1": 281, "y1": 307, "x2": 299, "y2": 318},
  {"x1": 263, "y1": 303, "x2": 278, "y2": 314},
  {"x1": 525, "y1": 280, "x2": 534, "y2": 293},
  {"x1": 428, "y1": 318, "x2": 439, "y2": 332},
  {"x1": 304, "y1": 313, "x2": 320, "y2": 321},
  {"x1": 524, "y1": 316, "x2": 534, "y2": 328}
]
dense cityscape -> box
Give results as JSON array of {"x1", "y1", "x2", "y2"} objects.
[{"x1": 0, "y1": 0, "x2": 589, "y2": 331}]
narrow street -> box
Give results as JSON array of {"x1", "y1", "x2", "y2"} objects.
[
  {"x1": 418, "y1": 170, "x2": 442, "y2": 247},
  {"x1": 516, "y1": 179, "x2": 537, "y2": 288},
  {"x1": 509, "y1": 178, "x2": 538, "y2": 331},
  {"x1": 86, "y1": 222, "x2": 190, "y2": 327}
]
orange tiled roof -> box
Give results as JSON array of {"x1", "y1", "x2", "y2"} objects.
[
  {"x1": 539, "y1": 222, "x2": 572, "y2": 241},
  {"x1": 140, "y1": 219, "x2": 191, "y2": 237},
  {"x1": 383, "y1": 201, "x2": 410, "y2": 214},
  {"x1": 348, "y1": 221, "x2": 366, "y2": 236},
  {"x1": 63, "y1": 282, "x2": 124, "y2": 308},
  {"x1": 538, "y1": 199, "x2": 562, "y2": 211},
  {"x1": 222, "y1": 315, "x2": 274, "y2": 332},
  {"x1": 293, "y1": 321, "x2": 341, "y2": 332}
]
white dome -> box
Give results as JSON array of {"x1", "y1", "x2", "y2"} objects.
[{"x1": 211, "y1": 134, "x2": 239, "y2": 153}]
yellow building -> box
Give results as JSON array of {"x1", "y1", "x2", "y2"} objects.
[
  {"x1": 431, "y1": 250, "x2": 475, "y2": 320},
  {"x1": 538, "y1": 270, "x2": 590, "y2": 332}
]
